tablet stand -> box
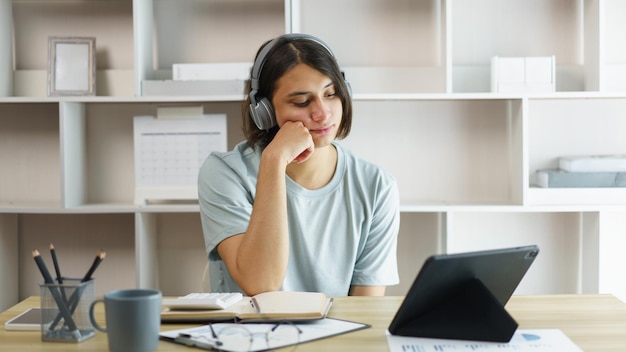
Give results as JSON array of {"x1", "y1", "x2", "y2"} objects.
[{"x1": 392, "y1": 277, "x2": 518, "y2": 342}]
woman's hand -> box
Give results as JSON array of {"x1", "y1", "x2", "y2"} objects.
[{"x1": 267, "y1": 121, "x2": 315, "y2": 165}]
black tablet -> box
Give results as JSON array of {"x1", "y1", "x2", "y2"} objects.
[{"x1": 388, "y1": 245, "x2": 539, "y2": 342}]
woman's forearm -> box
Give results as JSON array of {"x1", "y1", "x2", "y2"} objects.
[{"x1": 225, "y1": 149, "x2": 290, "y2": 295}]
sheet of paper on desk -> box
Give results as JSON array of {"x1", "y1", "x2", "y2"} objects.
[
  {"x1": 160, "y1": 318, "x2": 369, "y2": 352},
  {"x1": 386, "y1": 329, "x2": 582, "y2": 352}
]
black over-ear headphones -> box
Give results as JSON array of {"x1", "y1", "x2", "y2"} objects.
[{"x1": 248, "y1": 33, "x2": 350, "y2": 130}]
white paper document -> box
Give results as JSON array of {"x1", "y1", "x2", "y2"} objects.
[
  {"x1": 386, "y1": 329, "x2": 582, "y2": 352},
  {"x1": 160, "y1": 318, "x2": 368, "y2": 352}
]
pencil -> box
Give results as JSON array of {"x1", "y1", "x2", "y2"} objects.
[
  {"x1": 33, "y1": 250, "x2": 55, "y2": 284},
  {"x1": 33, "y1": 250, "x2": 81, "y2": 339},
  {"x1": 49, "y1": 243, "x2": 63, "y2": 284},
  {"x1": 82, "y1": 249, "x2": 106, "y2": 282},
  {"x1": 49, "y1": 243, "x2": 67, "y2": 303},
  {"x1": 60, "y1": 249, "x2": 106, "y2": 321}
]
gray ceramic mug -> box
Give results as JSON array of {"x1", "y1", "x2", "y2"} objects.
[{"x1": 89, "y1": 289, "x2": 162, "y2": 352}]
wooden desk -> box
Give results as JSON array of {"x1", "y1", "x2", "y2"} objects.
[{"x1": 1, "y1": 295, "x2": 626, "y2": 351}]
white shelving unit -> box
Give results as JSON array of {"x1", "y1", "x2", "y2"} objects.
[{"x1": 1, "y1": 0, "x2": 626, "y2": 311}]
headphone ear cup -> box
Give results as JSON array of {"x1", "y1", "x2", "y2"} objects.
[
  {"x1": 249, "y1": 97, "x2": 276, "y2": 130},
  {"x1": 345, "y1": 79, "x2": 352, "y2": 97}
]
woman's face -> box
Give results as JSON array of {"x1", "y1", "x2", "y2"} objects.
[{"x1": 271, "y1": 63, "x2": 343, "y2": 148}]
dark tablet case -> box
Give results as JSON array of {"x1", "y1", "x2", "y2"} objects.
[{"x1": 388, "y1": 245, "x2": 539, "y2": 342}]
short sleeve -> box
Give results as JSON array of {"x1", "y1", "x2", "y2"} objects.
[
  {"x1": 351, "y1": 170, "x2": 400, "y2": 286},
  {"x1": 198, "y1": 150, "x2": 256, "y2": 256}
]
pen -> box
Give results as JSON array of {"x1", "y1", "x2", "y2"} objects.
[
  {"x1": 323, "y1": 297, "x2": 334, "y2": 317},
  {"x1": 175, "y1": 334, "x2": 215, "y2": 350},
  {"x1": 33, "y1": 250, "x2": 82, "y2": 339},
  {"x1": 250, "y1": 297, "x2": 261, "y2": 314}
]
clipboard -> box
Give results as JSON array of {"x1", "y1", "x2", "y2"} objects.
[{"x1": 160, "y1": 318, "x2": 369, "y2": 351}]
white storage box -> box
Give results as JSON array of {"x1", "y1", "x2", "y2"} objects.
[
  {"x1": 491, "y1": 56, "x2": 555, "y2": 93},
  {"x1": 173, "y1": 62, "x2": 252, "y2": 81}
]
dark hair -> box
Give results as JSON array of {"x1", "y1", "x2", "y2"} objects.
[{"x1": 242, "y1": 35, "x2": 353, "y2": 149}]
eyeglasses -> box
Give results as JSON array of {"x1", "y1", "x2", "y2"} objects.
[{"x1": 177, "y1": 321, "x2": 303, "y2": 352}]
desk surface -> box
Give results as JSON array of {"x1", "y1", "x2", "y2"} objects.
[{"x1": 2, "y1": 294, "x2": 626, "y2": 351}]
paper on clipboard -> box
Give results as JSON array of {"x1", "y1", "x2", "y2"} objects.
[{"x1": 160, "y1": 318, "x2": 369, "y2": 352}]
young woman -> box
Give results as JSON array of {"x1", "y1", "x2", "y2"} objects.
[{"x1": 198, "y1": 34, "x2": 399, "y2": 296}]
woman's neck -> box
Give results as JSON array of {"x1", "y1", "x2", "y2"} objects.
[{"x1": 286, "y1": 144, "x2": 338, "y2": 190}]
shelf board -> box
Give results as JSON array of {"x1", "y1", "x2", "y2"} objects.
[
  {"x1": 6, "y1": 90, "x2": 626, "y2": 104},
  {"x1": 6, "y1": 202, "x2": 621, "y2": 215},
  {"x1": 527, "y1": 187, "x2": 626, "y2": 207},
  {"x1": 0, "y1": 202, "x2": 201, "y2": 214}
]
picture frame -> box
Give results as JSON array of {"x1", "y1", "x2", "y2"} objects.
[{"x1": 47, "y1": 36, "x2": 96, "y2": 96}]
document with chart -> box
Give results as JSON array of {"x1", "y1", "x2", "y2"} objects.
[{"x1": 386, "y1": 329, "x2": 582, "y2": 352}]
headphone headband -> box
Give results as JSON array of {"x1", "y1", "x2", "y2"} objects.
[{"x1": 250, "y1": 34, "x2": 335, "y2": 95}]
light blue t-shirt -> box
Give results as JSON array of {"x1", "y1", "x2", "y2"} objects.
[{"x1": 198, "y1": 141, "x2": 400, "y2": 296}]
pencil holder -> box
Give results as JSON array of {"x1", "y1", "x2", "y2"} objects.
[{"x1": 39, "y1": 278, "x2": 95, "y2": 342}]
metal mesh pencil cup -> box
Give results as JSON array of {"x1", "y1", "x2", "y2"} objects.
[{"x1": 39, "y1": 278, "x2": 95, "y2": 342}]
